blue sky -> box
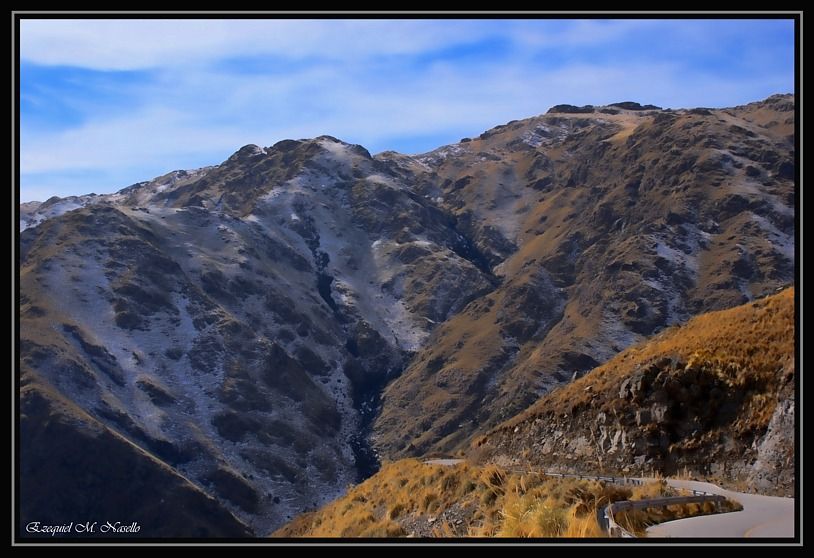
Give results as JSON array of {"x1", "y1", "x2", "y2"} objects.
[{"x1": 20, "y1": 19, "x2": 794, "y2": 202}]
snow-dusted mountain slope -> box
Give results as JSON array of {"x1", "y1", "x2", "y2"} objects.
[
  {"x1": 20, "y1": 136, "x2": 492, "y2": 535},
  {"x1": 19, "y1": 95, "x2": 795, "y2": 536}
]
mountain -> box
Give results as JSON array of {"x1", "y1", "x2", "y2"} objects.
[
  {"x1": 372, "y1": 94, "x2": 795, "y2": 457},
  {"x1": 474, "y1": 288, "x2": 795, "y2": 496},
  {"x1": 276, "y1": 290, "x2": 791, "y2": 538},
  {"x1": 18, "y1": 94, "x2": 795, "y2": 536},
  {"x1": 19, "y1": 137, "x2": 493, "y2": 535}
]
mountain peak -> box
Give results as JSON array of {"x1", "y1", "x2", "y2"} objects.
[
  {"x1": 314, "y1": 136, "x2": 372, "y2": 160},
  {"x1": 228, "y1": 144, "x2": 267, "y2": 161},
  {"x1": 546, "y1": 101, "x2": 663, "y2": 115}
]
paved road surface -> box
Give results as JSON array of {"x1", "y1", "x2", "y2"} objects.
[
  {"x1": 424, "y1": 458, "x2": 465, "y2": 466},
  {"x1": 646, "y1": 479, "x2": 794, "y2": 538},
  {"x1": 422, "y1": 460, "x2": 794, "y2": 538}
]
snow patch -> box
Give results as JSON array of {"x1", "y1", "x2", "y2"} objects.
[
  {"x1": 521, "y1": 122, "x2": 571, "y2": 148},
  {"x1": 598, "y1": 310, "x2": 642, "y2": 362},
  {"x1": 365, "y1": 174, "x2": 392, "y2": 185},
  {"x1": 319, "y1": 139, "x2": 354, "y2": 163},
  {"x1": 380, "y1": 297, "x2": 429, "y2": 352},
  {"x1": 416, "y1": 143, "x2": 467, "y2": 167},
  {"x1": 654, "y1": 239, "x2": 699, "y2": 274},
  {"x1": 751, "y1": 214, "x2": 794, "y2": 260},
  {"x1": 21, "y1": 199, "x2": 87, "y2": 231}
]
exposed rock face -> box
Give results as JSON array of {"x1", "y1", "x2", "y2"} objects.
[
  {"x1": 608, "y1": 101, "x2": 662, "y2": 111},
  {"x1": 547, "y1": 104, "x2": 596, "y2": 114},
  {"x1": 475, "y1": 290, "x2": 795, "y2": 496},
  {"x1": 746, "y1": 396, "x2": 794, "y2": 494},
  {"x1": 19, "y1": 95, "x2": 795, "y2": 535}
]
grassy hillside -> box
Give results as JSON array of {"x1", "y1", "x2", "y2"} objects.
[
  {"x1": 475, "y1": 288, "x2": 795, "y2": 494},
  {"x1": 273, "y1": 459, "x2": 739, "y2": 538},
  {"x1": 273, "y1": 459, "x2": 630, "y2": 537}
]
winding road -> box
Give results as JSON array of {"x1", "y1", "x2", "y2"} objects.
[
  {"x1": 646, "y1": 479, "x2": 794, "y2": 538},
  {"x1": 422, "y1": 460, "x2": 795, "y2": 538}
]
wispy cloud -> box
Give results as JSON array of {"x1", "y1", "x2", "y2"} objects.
[
  {"x1": 20, "y1": 20, "x2": 497, "y2": 70},
  {"x1": 19, "y1": 18, "x2": 795, "y2": 201}
]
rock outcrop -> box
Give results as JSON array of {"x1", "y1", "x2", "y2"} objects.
[{"x1": 475, "y1": 289, "x2": 795, "y2": 496}]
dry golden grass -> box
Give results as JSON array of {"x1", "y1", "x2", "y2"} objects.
[
  {"x1": 488, "y1": 288, "x2": 794, "y2": 436},
  {"x1": 273, "y1": 459, "x2": 695, "y2": 538}
]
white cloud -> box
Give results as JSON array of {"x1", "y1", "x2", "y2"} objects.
[
  {"x1": 20, "y1": 19, "x2": 495, "y2": 70},
  {"x1": 22, "y1": 107, "x2": 243, "y2": 174},
  {"x1": 509, "y1": 19, "x2": 654, "y2": 48},
  {"x1": 23, "y1": 56, "x2": 785, "y2": 179}
]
